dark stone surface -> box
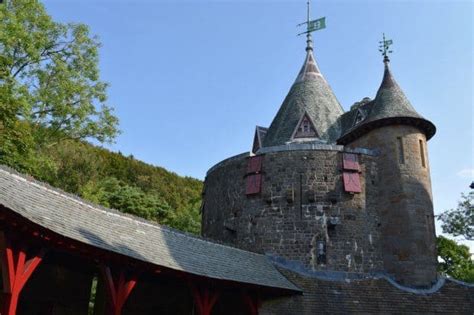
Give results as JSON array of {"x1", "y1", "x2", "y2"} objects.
[{"x1": 203, "y1": 148, "x2": 383, "y2": 274}]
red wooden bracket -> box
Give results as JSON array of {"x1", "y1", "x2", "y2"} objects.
[
  {"x1": 242, "y1": 291, "x2": 261, "y2": 315},
  {"x1": 0, "y1": 232, "x2": 45, "y2": 315},
  {"x1": 189, "y1": 283, "x2": 220, "y2": 315},
  {"x1": 99, "y1": 265, "x2": 137, "y2": 315}
]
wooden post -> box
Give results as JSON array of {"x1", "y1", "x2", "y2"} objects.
[
  {"x1": 242, "y1": 291, "x2": 261, "y2": 315},
  {"x1": 189, "y1": 283, "x2": 220, "y2": 315},
  {"x1": 99, "y1": 264, "x2": 137, "y2": 315},
  {"x1": 0, "y1": 232, "x2": 45, "y2": 315}
]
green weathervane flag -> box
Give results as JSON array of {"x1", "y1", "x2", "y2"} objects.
[
  {"x1": 308, "y1": 17, "x2": 326, "y2": 32},
  {"x1": 297, "y1": 0, "x2": 326, "y2": 35}
]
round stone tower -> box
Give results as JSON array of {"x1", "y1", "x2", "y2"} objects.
[
  {"x1": 202, "y1": 33, "x2": 439, "y2": 288},
  {"x1": 338, "y1": 56, "x2": 437, "y2": 287},
  {"x1": 202, "y1": 34, "x2": 385, "y2": 274}
]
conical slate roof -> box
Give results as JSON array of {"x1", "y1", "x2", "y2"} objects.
[
  {"x1": 338, "y1": 59, "x2": 436, "y2": 144},
  {"x1": 262, "y1": 37, "x2": 344, "y2": 147}
]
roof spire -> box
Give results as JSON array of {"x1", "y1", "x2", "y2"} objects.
[
  {"x1": 297, "y1": 0, "x2": 325, "y2": 51},
  {"x1": 306, "y1": 1, "x2": 313, "y2": 51},
  {"x1": 378, "y1": 34, "x2": 395, "y2": 89},
  {"x1": 378, "y1": 33, "x2": 393, "y2": 64}
]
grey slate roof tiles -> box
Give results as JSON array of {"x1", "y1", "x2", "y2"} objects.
[
  {"x1": 338, "y1": 61, "x2": 436, "y2": 144},
  {"x1": 257, "y1": 39, "x2": 438, "y2": 148},
  {"x1": 263, "y1": 49, "x2": 344, "y2": 147},
  {"x1": 0, "y1": 166, "x2": 299, "y2": 292},
  {"x1": 266, "y1": 268, "x2": 474, "y2": 314}
]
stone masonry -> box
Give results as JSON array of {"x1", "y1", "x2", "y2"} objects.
[
  {"x1": 348, "y1": 125, "x2": 438, "y2": 287},
  {"x1": 202, "y1": 146, "x2": 383, "y2": 273}
]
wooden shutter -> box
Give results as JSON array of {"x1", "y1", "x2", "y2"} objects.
[
  {"x1": 343, "y1": 172, "x2": 361, "y2": 193},
  {"x1": 246, "y1": 174, "x2": 262, "y2": 195},
  {"x1": 247, "y1": 156, "x2": 263, "y2": 174},
  {"x1": 342, "y1": 153, "x2": 360, "y2": 171}
]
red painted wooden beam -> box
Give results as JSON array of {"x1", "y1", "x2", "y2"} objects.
[
  {"x1": 189, "y1": 283, "x2": 220, "y2": 315},
  {"x1": 0, "y1": 232, "x2": 45, "y2": 315},
  {"x1": 99, "y1": 264, "x2": 137, "y2": 315},
  {"x1": 243, "y1": 291, "x2": 261, "y2": 315}
]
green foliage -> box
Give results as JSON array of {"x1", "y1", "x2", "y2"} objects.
[
  {"x1": 44, "y1": 140, "x2": 203, "y2": 233},
  {"x1": 0, "y1": 0, "x2": 202, "y2": 234},
  {"x1": 163, "y1": 198, "x2": 201, "y2": 235},
  {"x1": 437, "y1": 236, "x2": 474, "y2": 283},
  {"x1": 0, "y1": 0, "x2": 119, "y2": 154},
  {"x1": 438, "y1": 192, "x2": 473, "y2": 241},
  {"x1": 81, "y1": 177, "x2": 172, "y2": 220}
]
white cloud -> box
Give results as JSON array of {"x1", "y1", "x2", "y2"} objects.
[{"x1": 457, "y1": 168, "x2": 474, "y2": 178}]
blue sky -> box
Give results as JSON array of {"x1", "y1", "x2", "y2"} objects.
[{"x1": 43, "y1": 1, "x2": 472, "y2": 247}]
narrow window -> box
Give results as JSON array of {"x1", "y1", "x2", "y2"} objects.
[
  {"x1": 316, "y1": 240, "x2": 326, "y2": 265},
  {"x1": 397, "y1": 137, "x2": 405, "y2": 164},
  {"x1": 419, "y1": 139, "x2": 426, "y2": 167}
]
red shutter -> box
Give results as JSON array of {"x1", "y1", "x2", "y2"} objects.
[
  {"x1": 246, "y1": 174, "x2": 262, "y2": 195},
  {"x1": 343, "y1": 153, "x2": 360, "y2": 171},
  {"x1": 247, "y1": 156, "x2": 263, "y2": 174},
  {"x1": 343, "y1": 172, "x2": 361, "y2": 193}
]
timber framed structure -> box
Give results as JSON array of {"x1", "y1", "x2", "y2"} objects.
[{"x1": 0, "y1": 166, "x2": 299, "y2": 314}]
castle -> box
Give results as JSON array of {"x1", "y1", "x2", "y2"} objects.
[
  {"x1": 202, "y1": 29, "x2": 437, "y2": 287},
  {"x1": 0, "y1": 8, "x2": 472, "y2": 315},
  {"x1": 201, "y1": 20, "x2": 473, "y2": 313}
]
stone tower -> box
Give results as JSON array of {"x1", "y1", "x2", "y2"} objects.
[
  {"x1": 338, "y1": 56, "x2": 438, "y2": 287},
  {"x1": 202, "y1": 33, "x2": 438, "y2": 288}
]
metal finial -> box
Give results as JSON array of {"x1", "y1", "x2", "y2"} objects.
[
  {"x1": 307, "y1": 0, "x2": 310, "y2": 25},
  {"x1": 378, "y1": 33, "x2": 393, "y2": 63},
  {"x1": 306, "y1": 1, "x2": 313, "y2": 51},
  {"x1": 297, "y1": 0, "x2": 326, "y2": 51}
]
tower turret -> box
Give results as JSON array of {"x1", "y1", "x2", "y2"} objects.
[
  {"x1": 262, "y1": 28, "x2": 343, "y2": 147},
  {"x1": 339, "y1": 39, "x2": 438, "y2": 287}
]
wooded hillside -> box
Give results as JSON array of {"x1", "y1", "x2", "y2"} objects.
[
  {"x1": 0, "y1": 0, "x2": 203, "y2": 234},
  {"x1": 3, "y1": 139, "x2": 203, "y2": 234}
]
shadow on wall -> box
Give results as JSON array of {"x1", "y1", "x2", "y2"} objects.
[{"x1": 376, "y1": 168, "x2": 437, "y2": 287}]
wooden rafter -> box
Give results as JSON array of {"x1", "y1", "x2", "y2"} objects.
[
  {"x1": 0, "y1": 232, "x2": 45, "y2": 315},
  {"x1": 189, "y1": 283, "x2": 220, "y2": 315},
  {"x1": 99, "y1": 264, "x2": 137, "y2": 315}
]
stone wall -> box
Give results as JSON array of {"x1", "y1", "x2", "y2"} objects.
[
  {"x1": 347, "y1": 125, "x2": 437, "y2": 287},
  {"x1": 202, "y1": 148, "x2": 384, "y2": 273}
]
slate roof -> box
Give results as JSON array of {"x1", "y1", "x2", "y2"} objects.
[
  {"x1": 266, "y1": 267, "x2": 474, "y2": 314},
  {"x1": 263, "y1": 40, "x2": 343, "y2": 147},
  {"x1": 252, "y1": 126, "x2": 268, "y2": 154},
  {"x1": 0, "y1": 166, "x2": 299, "y2": 292},
  {"x1": 338, "y1": 60, "x2": 436, "y2": 144}
]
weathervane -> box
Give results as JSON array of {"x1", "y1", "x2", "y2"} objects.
[
  {"x1": 297, "y1": 0, "x2": 326, "y2": 50},
  {"x1": 379, "y1": 33, "x2": 393, "y2": 62}
]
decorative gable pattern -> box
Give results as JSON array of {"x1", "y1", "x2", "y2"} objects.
[
  {"x1": 252, "y1": 126, "x2": 268, "y2": 154},
  {"x1": 292, "y1": 112, "x2": 319, "y2": 139},
  {"x1": 353, "y1": 109, "x2": 366, "y2": 126}
]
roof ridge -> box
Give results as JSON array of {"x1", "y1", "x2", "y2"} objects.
[
  {"x1": 0, "y1": 165, "x2": 268, "y2": 257},
  {"x1": 294, "y1": 49, "x2": 323, "y2": 84}
]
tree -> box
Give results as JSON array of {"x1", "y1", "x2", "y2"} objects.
[
  {"x1": 438, "y1": 192, "x2": 473, "y2": 241},
  {"x1": 437, "y1": 236, "x2": 474, "y2": 283},
  {"x1": 81, "y1": 177, "x2": 172, "y2": 221},
  {"x1": 0, "y1": 0, "x2": 119, "y2": 155}
]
